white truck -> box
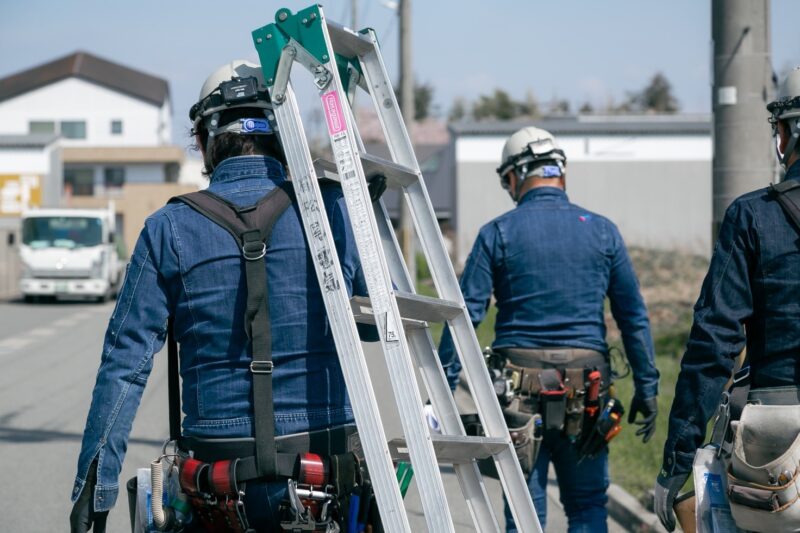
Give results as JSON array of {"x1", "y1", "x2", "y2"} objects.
[{"x1": 19, "y1": 205, "x2": 125, "y2": 302}]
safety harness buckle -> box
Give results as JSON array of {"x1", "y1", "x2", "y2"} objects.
[
  {"x1": 250, "y1": 361, "x2": 274, "y2": 374},
  {"x1": 242, "y1": 241, "x2": 267, "y2": 261}
]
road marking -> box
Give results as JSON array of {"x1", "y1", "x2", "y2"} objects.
[
  {"x1": 0, "y1": 337, "x2": 33, "y2": 350},
  {"x1": 28, "y1": 328, "x2": 56, "y2": 337}
]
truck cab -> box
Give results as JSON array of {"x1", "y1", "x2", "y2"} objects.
[{"x1": 19, "y1": 205, "x2": 125, "y2": 302}]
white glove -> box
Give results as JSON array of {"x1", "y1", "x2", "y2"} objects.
[{"x1": 423, "y1": 403, "x2": 441, "y2": 434}]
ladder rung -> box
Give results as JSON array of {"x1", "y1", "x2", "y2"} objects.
[
  {"x1": 359, "y1": 152, "x2": 418, "y2": 188},
  {"x1": 351, "y1": 291, "x2": 462, "y2": 326},
  {"x1": 389, "y1": 435, "x2": 510, "y2": 464},
  {"x1": 394, "y1": 291, "x2": 463, "y2": 322},
  {"x1": 350, "y1": 295, "x2": 428, "y2": 330},
  {"x1": 326, "y1": 21, "x2": 374, "y2": 57},
  {"x1": 313, "y1": 155, "x2": 418, "y2": 189}
]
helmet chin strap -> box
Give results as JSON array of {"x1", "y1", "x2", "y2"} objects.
[{"x1": 203, "y1": 112, "x2": 222, "y2": 172}]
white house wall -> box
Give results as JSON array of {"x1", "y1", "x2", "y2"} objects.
[
  {"x1": 454, "y1": 134, "x2": 713, "y2": 269},
  {"x1": 0, "y1": 78, "x2": 167, "y2": 146}
]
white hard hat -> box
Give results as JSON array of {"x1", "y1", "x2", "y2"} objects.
[
  {"x1": 768, "y1": 67, "x2": 800, "y2": 122},
  {"x1": 189, "y1": 59, "x2": 274, "y2": 133},
  {"x1": 500, "y1": 126, "x2": 562, "y2": 168},
  {"x1": 497, "y1": 126, "x2": 567, "y2": 179},
  {"x1": 768, "y1": 67, "x2": 800, "y2": 167}
]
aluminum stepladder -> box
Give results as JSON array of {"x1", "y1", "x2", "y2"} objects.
[{"x1": 251, "y1": 5, "x2": 542, "y2": 532}]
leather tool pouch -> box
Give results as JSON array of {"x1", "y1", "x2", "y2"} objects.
[
  {"x1": 564, "y1": 368, "x2": 586, "y2": 440},
  {"x1": 504, "y1": 408, "x2": 536, "y2": 476},
  {"x1": 538, "y1": 369, "x2": 567, "y2": 432},
  {"x1": 726, "y1": 403, "x2": 800, "y2": 532}
]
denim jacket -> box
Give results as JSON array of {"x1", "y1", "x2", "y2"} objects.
[
  {"x1": 72, "y1": 156, "x2": 369, "y2": 511},
  {"x1": 662, "y1": 161, "x2": 800, "y2": 477},
  {"x1": 438, "y1": 187, "x2": 659, "y2": 399}
]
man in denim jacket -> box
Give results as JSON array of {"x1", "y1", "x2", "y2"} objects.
[
  {"x1": 655, "y1": 67, "x2": 800, "y2": 531},
  {"x1": 69, "y1": 60, "x2": 375, "y2": 531},
  {"x1": 439, "y1": 126, "x2": 659, "y2": 532}
]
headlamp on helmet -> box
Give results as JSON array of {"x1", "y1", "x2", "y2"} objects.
[{"x1": 189, "y1": 76, "x2": 275, "y2": 135}]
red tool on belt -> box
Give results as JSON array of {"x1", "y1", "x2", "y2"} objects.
[{"x1": 584, "y1": 370, "x2": 602, "y2": 418}]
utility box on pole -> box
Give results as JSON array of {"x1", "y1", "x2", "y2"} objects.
[{"x1": 711, "y1": 0, "x2": 774, "y2": 242}]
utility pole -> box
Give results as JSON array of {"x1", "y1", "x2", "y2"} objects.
[
  {"x1": 711, "y1": 0, "x2": 774, "y2": 243},
  {"x1": 398, "y1": 0, "x2": 417, "y2": 283},
  {"x1": 351, "y1": 0, "x2": 357, "y2": 29}
]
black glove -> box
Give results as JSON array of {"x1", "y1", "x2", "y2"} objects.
[
  {"x1": 628, "y1": 395, "x2": 658, "y2": 443},
  {"x1": 70, "y1": 461, "x2": 108, "y2": 533},
  {"x1": 654, "y1": 470, "x2": 690, "y2": 532},
  {"x1": 367, "y1": 174, "x2": 387, "y2": 203}
]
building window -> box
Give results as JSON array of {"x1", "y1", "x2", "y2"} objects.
[
  {"x1": 104, "y1": 167, "x2": 125, "y2": 189},
  {"x1": 64, "y1": 168, "x2": 94, "y2": 196},
  {"x1": 110, "y1": 120, "x2": 123, "y2": 135},
  {"x1": 29, "y1": 121, "x2": 56, "y2": 134},
  {"x1": 60, "y1": 121, "x2": 86, "y2": 139}
]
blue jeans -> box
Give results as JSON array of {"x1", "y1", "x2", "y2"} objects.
[{"x1": 505, "y1": 432, "x2": 609, "y2": 533}]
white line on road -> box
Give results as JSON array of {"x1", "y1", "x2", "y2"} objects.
[
  {"x1": 0, "y1": 337, "x2": 33, "y2": 354},
  {"x1": 28, "y1": 328, "x2": 57, "y2": 337}
]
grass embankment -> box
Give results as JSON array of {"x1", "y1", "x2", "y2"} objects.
[{"x1": 417, "y1": 248, "x2": 709, "y2": 503}]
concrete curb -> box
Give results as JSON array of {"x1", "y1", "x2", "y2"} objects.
[{"x1": 606, "y1": 483, "x2": 668, "y2": 532}]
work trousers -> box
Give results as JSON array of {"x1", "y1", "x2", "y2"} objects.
[{"x1": 504, "y1": 431, "x2": 609, "y2": 533}]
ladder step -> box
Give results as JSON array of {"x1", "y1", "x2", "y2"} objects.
[
  {"x1": 350, "y1": 291, "x2": 462, "y2": 327},
  {"x1": 359, "y1": 152, "x2": 418, "y2": 188},
  {"x1": 326, "y1": 21, "x2": 374, "y2": 57},
  {"x1": 314, "y1": 155, "x2": 418, "y2": 189},
  {"x1": 389, "y1": 435, "x2": 510, "y2": 464}
]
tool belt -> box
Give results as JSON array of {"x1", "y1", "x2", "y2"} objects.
[
  {"x1": 177, "y1": 425, "x2": 362, "y2": 533},
  {"x1": 725, "y1": 392, "x2": 800, "y2": 532},
  {"x1": 497, "y1": 347, "x2": 611, "y2": 438}
]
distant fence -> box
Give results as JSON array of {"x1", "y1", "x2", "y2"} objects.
[{"x1": 0, "y1": 227, "x2": 20, "y2": 301}]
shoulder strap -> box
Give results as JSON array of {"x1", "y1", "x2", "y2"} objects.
[
  {"x1": 770, "y1": 179, "x2": 800, "y2": 235},
  {"x1": 167, "y1": 182, "x2": 294, "y2": 479}
]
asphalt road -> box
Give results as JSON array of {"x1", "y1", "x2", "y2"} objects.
[{"x1": 0, "y1": 299, "x2": 624, "y2": 532}]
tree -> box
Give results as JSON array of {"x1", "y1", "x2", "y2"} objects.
[
  {"x1": 547, "y1": 98, "x2": 571, "y2": 115},
  {"x1": 448, "y1": 97, "x2": 467, "y2": 122},
  {"x1": 472, "y1": 89, "x2": 519, "y2": 120},
  {"x1": 413, "y1": 82, "x2": 435, "y2": 120},
  {"x1": 395, "y1": 81, "x2": 436, "y2": 121},
  {"x1": 627, "y1": 72, "x2": 680, "y2": 113},
  {"x1": 520, "y1": 90, "x2": 541, "y2": 118},
  {"x1": 579, "y1": 101, "x2": 594, "y2": 114}
]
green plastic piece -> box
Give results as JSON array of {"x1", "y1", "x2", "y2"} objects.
[
  {"x1": 395, "y1": 461, "x2": 414, "y2": 498},
  {"x1": 251, "y1": 4, "x2": 365, "y2": 93}
]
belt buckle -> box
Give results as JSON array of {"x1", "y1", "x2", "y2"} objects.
[{"x1": 250, "y1": 361, "x2": 274, "y2": 374}]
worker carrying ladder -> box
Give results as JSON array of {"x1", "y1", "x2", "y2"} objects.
[{"x1": 251, "y1": 5, "x2": 543, "y2": 532}]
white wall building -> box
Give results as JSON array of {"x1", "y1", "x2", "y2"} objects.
[
  {"x1": 0, "y1": 51, "x2": 182, "y2": 194},
  {"x1": 450, "y1": 115, "x2": 714, "y2": 268}
]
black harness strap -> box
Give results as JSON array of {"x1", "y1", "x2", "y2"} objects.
[
  {"x1": 167, "y1": 183, "x2": 294, "y2": 480},
  {"x1": 770, "y1": 179, "x2": 800, "y2": 235}
]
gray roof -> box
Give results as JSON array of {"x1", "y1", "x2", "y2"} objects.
[
  {"x1": 0, "y1": 51, "x2": 169, "y2": 106},
  {"x1": 449, "y1": 114, "x2": 711, "y2": 136},
  {"x1": 0, "y1": 134, "x2": 59, "y2": 148}
]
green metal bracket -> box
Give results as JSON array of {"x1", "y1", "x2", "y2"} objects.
[{"x1": 251, "y1": 4, "x2": 364, "y2": 93}]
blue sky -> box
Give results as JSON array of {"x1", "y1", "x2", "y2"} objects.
[{"x1": 1, "y1": 0, "x2": 798, "y2": 144}]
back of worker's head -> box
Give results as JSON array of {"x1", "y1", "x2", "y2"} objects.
[
  {"x1": 190, "y1": 60, "x2": 286, "y2": 175},
  {"x1": 768, "y1": 66, "x2": 800, "y2": 168},
  {"x1": 496, "y1": 126, "x2": 567, "y2": 202}
]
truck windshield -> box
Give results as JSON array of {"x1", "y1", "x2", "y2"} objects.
[{"x1": 22, "y1": 217, "x2": 103, "y2": 249}]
